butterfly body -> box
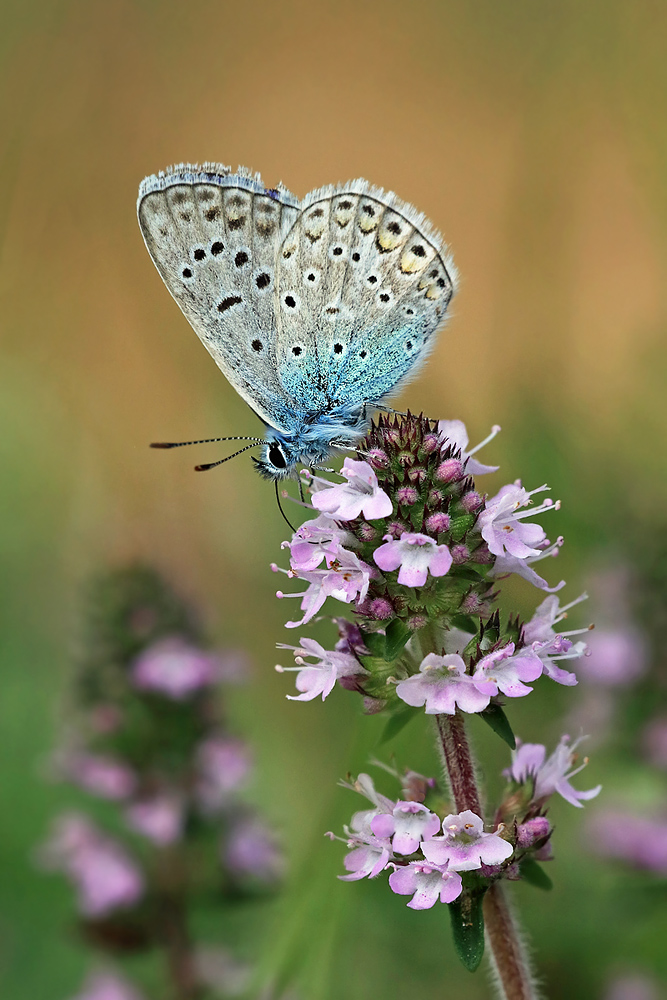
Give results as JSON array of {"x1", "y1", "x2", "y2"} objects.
[{"x1": 138, "y1": 163, "x2": 457, "y2": 479}]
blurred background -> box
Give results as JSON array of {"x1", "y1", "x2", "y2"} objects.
[{"x1": 1, "y1": 1, "x2": 666, "y2": 997}]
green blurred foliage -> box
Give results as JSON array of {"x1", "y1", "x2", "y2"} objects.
[{"x1": 1, "y1": 1, "x2": 666, "y2": 997}]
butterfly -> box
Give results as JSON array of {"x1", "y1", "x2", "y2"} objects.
[{"x1": 137, "y1": 163, "x2": 457, "y2": 480}]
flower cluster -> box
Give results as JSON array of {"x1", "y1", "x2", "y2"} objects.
[
  {"x1": 274, "y1": 414, "x2": 589, "y2": 716},
  {"x1": 41, "y1": 567, "x2": 282, "y2": 1000},
  {"x1": 332, "y1": 748, "x2": 599, "y2": 910},
  {"x1": 270, "y1": 413, "x2": 604, "y2": 954}
]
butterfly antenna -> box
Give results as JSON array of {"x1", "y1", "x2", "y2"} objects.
[
  {"x1": 151, "y1": 436, "x2": 264, "y2": 449},
  {"x1": 275, "y1": 481, "x2": 296, "y2": 532},
  {"x1": 195, "y1": 442, "x2": 260, "y2": 471}
]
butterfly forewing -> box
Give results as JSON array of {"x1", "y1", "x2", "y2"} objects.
[
  {"x1": 137, "y1": 164, "x2": 300, "y2": 430},
  {"x1": 274, "y1": 181, "x2": 456, "y2": 413}
]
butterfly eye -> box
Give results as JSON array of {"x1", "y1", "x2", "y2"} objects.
[{"x1": 268, "y1": 444, "x2": 287, "y2": 469}]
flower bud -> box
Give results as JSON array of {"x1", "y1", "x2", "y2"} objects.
[
  {"x1": 450, "y1": 543, "x2": 470, "y2": 565},
  {"x1": 435, "y1": 458, "x2": 464, "y2": 483},
  {"x1": 471, "y1": 542, "x2": 492, "y2": 563},
  {"x1": 367, "y1": 448, "x2": 389, "y2": 470},
  {"x1": 516, "y1": 817, "x2": 551, "y2": 849},
  {"x1": 358, "y1": 522, "x2": 377, "y2": 542},
  {"x1": 398, "y1": 450, "x2": 415, "y2": 468},
  {"x1": 425, "y1": 512, "x2": 451, "y2": 534},
  {"x1": 397, "y1": 486, "x2": 419, "y2": 506},
  {"x1": 407, "y1": 614, "x2": 428, "y2": 631},
  {"x1": 369, "y1": 597, "x2": 394, "y2": 620},
  {"x1": 386, "y1": 521, "x2": 409, "y2": 539},
  {"x1": 407, "y1": 466, "x2": 427, "y2": 484},
  {"x1": 421, "y1": 433, "x2": 440, "y2": 455},
  {"x1": 461, "y1": 490, "x2": 483, "y2": 512}
]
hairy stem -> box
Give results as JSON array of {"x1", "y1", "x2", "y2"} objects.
[
  {"x1": 484, "y1": 883, "x2": 537, "y2": 1000},
  {"x1": 436, "y1": 710, "x2": 482, "y2": 814},
  {"x1": 436, "y1": 713, "x2": 536, "y2": 999}
]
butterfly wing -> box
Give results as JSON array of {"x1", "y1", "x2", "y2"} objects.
[
  {"x1": 273, "y1": 181, "x2": 457, "y2": 415},
  {"x1": 137, "y1": 163, "x2": 300, "y2": 431}
]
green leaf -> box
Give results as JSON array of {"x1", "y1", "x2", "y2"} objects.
[
  {"x1": 450, "y1": 613, "x2": 479, "y2": 635},
  {"x1": 379, "y1": 706, "x2": 417, "y2": 744},
  {"x1": 363, "y1": 631, "x2": 386, "y2": 658},
  {"x1": 448, "y1": 891, "x2": 485, "y2": 972},
  {"x1": 521, "y1": 858, "x2": 553, "y2": 890},
  {"x1": 384, "y1": 619, "x2": 411, "y2": 660},
  {"x1": 479, "y1": 703, "x2": 516, "y2": 749}
]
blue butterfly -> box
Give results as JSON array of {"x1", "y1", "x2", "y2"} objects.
[{"x1": 137, "y1": 163, "x2": 457, "y2": 479}]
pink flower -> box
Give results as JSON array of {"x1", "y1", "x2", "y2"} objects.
[
  {"x1": 282, "y1": 514, "x2": 353, "y2": 572},
  {"x1": 195, "y1": 737, "x2": 253, "y2": 813},
  {"x1": 472, "y1": 643, "x2": 543, "y2": 698},
  {"x1": 479, "y1": 483, "x2": 558, "y2": 560},
  {"x1": 124, "y1": 794, "x2": 184, "y2": 845},
  {"x1": 587, "y1": 810, "x2": 667, "y2": 875},
  {"x1": 522, "y1": 594, "x2": 589, "y2": 686},
  {"x1": 277, "y1": 547, "x2": 372, "y2": 628},
  {"x1": 506, "y1": 736, "x2": 601, "y2": 807},
  {"x1": 370, "y1": 801, "x2": 441, "y2": 855},
  {"x1": 374, "y1": 532, "x2": 453, "y2": 587},
  {"x1": 388, "y1": 861, "x2": 463, "y2": 909},
  {"x1": 338, "y1": 831, "x2": 394, "y2": 881},
  {"x1": 395, "y1": 653, "x2": 491, "y2": 715},
  {"x1": 70, "y1": 971, "x2": 146, "y2": 1000},
  {"x1": 311, "y1": 459, "x2": 393, "y2": 521},
  {"x1": 422, "y1": 810, "x2": 513, "y2": 871},
  {"x1": 131, "y1": 638, "x2": 221, "y2": 699},
  {"x1": 41, "y1": 814, "x2": 144, "y2": 917},
  {"x1": 489, "y1": 537, "x2": 566, "y2": 593},
  {"x1": 59, "y1": 752, "x2": 135, "y2": 800},
  {"x1": 437, "y1": 419, "x2": 501, "y2": 475},
  {"x1": 276, "y1": 637, "x2": 365, "y2": 702}
]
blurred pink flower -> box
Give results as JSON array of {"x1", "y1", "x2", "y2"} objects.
[
  {"x1": 124, "y1": 794, "x2": 184, "y2": 845},
  {"x1": 587, "y1": 809, "x2": 667, "y2": 874},
  {"x1": 578, "y1": 628, "x2": 647, "y2": 686},
  {"x1": 131, "y1": 638, "x2": 221, "y2": 699},
  {"x1": 70, "y1": 970, "x2": 145, "y2": 1000},
  {"x1": 224, "y1": 817, "x2": 284, "y2": 882},
  {"x1": 195, "y1": 737, "x2": 253, "y2": 813},
  {"x1": 58, "y1": 752, "x2": 135, "y2": 800},
  {"x1": 41, "y1": 814, "x2": 144, "y2": 917},
  {"x1": 603, "y1": 972, "x2": 661, "y2": 1000}
]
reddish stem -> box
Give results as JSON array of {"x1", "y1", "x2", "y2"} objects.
[{"x1": 436, "y1": 712, "x2": 536, "y2": 999}]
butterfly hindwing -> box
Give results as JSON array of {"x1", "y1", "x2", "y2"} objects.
[
  {"x1": 137, "y1": 163, "x2": 300, "y2": 430},
  {"x1": 274, "y1": 180, "x2": 456, "y2": 414}
]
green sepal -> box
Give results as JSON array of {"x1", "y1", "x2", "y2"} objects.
[
  {"x1": 379, "y1": 705, "x2": 418, "y2": 744},
  {"x1": 479, "y1": 703, "x2": 516, "y2": 749},
  {"x1": 520, "y1": 858, "x2": 553, "y2": 890},
  {"x1": 384, "y1": 619, "x2": 412, "y2": 660},
  {"x1": 448, "y1": 890, "x2": 486, "y2": 972}
]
